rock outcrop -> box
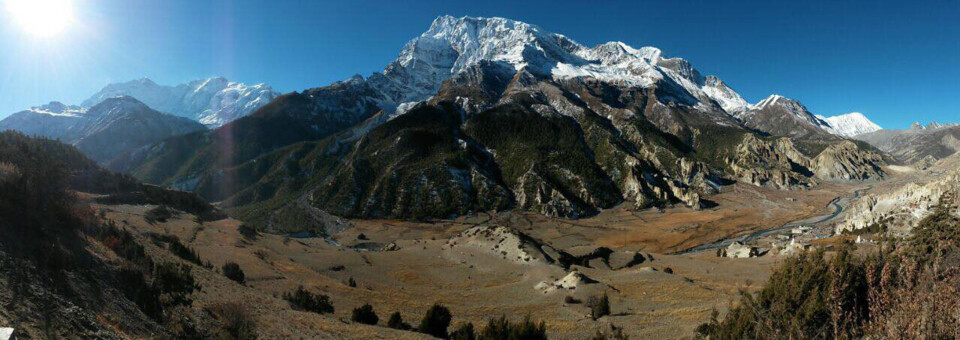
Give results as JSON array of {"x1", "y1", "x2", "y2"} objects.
[
  {"x1": 836, "y1": 170, "x2": 959, "y2": 234},
  {"x1": 725, "y1": 135, "x2": 816, "y2": 189},
  {"x1": 726, "y1": 135, "x2": 885, "y2": 189},
  {"x1": 718, "y1": 241, "x2": 764, "y2": 258},
  {"x1": 810, "y1": 141, "x2": 885, "y2": 181},
  {"x1": 444, "y1": 226, "x2": 567, "y2": 265},
  {"x1": 534, "y1": 270, "x2": 598, "y2": 293}
]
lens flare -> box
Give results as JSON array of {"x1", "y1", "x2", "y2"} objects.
[{"x1": 6, "y1": 0, "x2": 73, "y2": 37}]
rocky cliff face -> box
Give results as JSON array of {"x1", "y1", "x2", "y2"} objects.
[
  {"x1": 725, "y1": 134, "x2": 816, "y2": 189},
  {"x1": 724, "y1": 135, "x2": 885, "y2": 189},
  {"x1": 837, "y1": 169, "x2": 959, "y2": 234},
  {"x1": 810, "y1": 141, "x2": 885, "y2": 181}
]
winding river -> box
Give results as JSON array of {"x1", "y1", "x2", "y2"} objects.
[{"x1": 671, "y1": 185, "x2": 873, "y2": 255}]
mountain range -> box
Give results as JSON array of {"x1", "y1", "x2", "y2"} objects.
[
  {"x1": 1, "y1": 15, "x2": 934, "y2": 227},
  {"x1": 101, "y1": 16, "x2": 893, "y2": 230},
  {"x1": 0, "y1": 97, "x2": 206, "y2": 163},
  {"x1": 0, "y1": 76, "x2": 277, "y2": 139},
  {"x1": 82, "y1": 77, "x2": 280, "y2": 127},
  {"x1": 856, "y1": 122, "x2": 960, "y2": 164}
]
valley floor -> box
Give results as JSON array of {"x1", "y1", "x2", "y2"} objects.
[{"x1": 88, "y1": 166, "x2": 924, "y2": 338}]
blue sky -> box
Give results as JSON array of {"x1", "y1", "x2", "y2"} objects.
[{"x1": 1, "y1": 0, "x2": 957, "y2": 128}]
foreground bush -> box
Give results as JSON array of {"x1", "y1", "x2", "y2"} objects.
[
  {"x1": 153, "y1": 262, "x2": 199, "y2": 306},
  {"x1": 588, "y1": 293, "x2": 610, "y2": 320},
  {"x1": 418, "y1": 304, "x2": 452, "y2": 338},
  {"x1": 237, "y1": 224, "x2": 258, "y2": 240},
  {"x1": 351, "y1": 303, "x2": 379, "y2": 325},
  {"x1": 145, "y1": 205, "x2": 175, "y2": 224},
  {"x1": 283, "y1": 286, "x2": 334, "y2": 314},
  {"x1": 208, "y1": 302, "x2": 258, "y2": 340},
  {"x1": 697, "y1": 201, "x2": 960, "y2": 339},
  {"x1": 449, "y1": 322, "x2": 475, "y2": 340},
  {"x1": 222, "y1": 262, "x2": 246, "y2": 284},
  {"x1": 592, "y1": 328, "x2": 628, "y2": 340},
  {"x1": 479, "y1": 315, "x2": 547, "y2": 340},
  {"x1": 387, "y1": 312, "x2": 411, "y2": 330},
  {"x1": 167, "y1": 237, "x2": 206, "y2": 267}
]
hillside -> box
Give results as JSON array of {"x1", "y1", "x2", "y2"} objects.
[{"x1": 0, "y1": 131, "x2": 413, "y2": 338}]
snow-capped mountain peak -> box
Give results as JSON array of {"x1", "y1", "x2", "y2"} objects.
[
  {"x1": 28, "y1": 101, "x2": 86, "y2": 117},
  {"x1": 82, "y1": 77, "x2": 280, "y2": 127},
  {"x1": 751, "y1": 94, "x2": 826, "y2": 124},
  {"x1": 754, "y1": 94, "x2": 789, "y2": 109},
  {"x1": 735, "y1": 94, "x2": 841, "y2": 139},
  {"x1": 817, "y1": 112, "x2": 882, "y2": 137},
  {"x1": 368, "y1": 15, "x2": 751, "y2": 117},
  {"x1": 906, "y1": 121, "x2": 958, "y2": 131},
  {"x1": 702, "y1": 76, "x2": 750, "y2": 114},
  {"x1": 925, "y1": 122, "x2": 959, "y2": 129}
]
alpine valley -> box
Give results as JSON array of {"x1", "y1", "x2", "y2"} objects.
[
  {"x1": 105, "y1": 16, "x2": 891, "y2": 226},
  {"x1": 2, "y1": 14, "x2": 959, "y2": 340}
]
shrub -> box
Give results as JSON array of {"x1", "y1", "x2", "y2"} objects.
[
  {"x1": 208, "y1": 302, "x2": 258, "y2": 340},
  {"x1": 237, "y1": 224, "x2": 258, "y2": 240},
  {"x1": 116, "y1": 267, "x2": 162, "y2": 320},
  {"x1": 588, "y1": 293, "x2": 611, "y2": 320},
  {"x1": 418, "y1": 303, "x2": 452, "y2": 338},
  {"x1": 387, "y1": 312, "x2": 411, "y2": 330},
  {"x1": 351, "y1": 303, "x2": 379, "y2": 325},
  {"x1": 450, "y1": 322, "x2": 475, "y2": 340},
  {"x1": 479, "y1": 315, "x2": 547, "y2": 340},
  {"x1": 168, "y1": 238, "x2": 204, "y2": 266},
  {"x1": 348, "y1": 277, "x2": 357, "y2": 287},
  {"x1": 283, "y1": 286, "x2": 334, "y2": 314},
  {"x1": 145, "y1": 205, "x2": 175, "y2": 224},
  {"x1": 153, "y1": 262, "x2": 198, "y2": 306},
  {"x1": 222, "y1": 262, "x2": 246, "y2": 284},
  {"x1": 507, "y1": 315, "x2": 547, "y2": 340},
  {"x1": 591, "y1": 328, "x2": 628, "y2": 340},
  {"x1": 663, "y1": 267, "x2": 673, "y2": 274},
  {"x1": 95, "y1": 221, "x2": 154, "y2": 271}
]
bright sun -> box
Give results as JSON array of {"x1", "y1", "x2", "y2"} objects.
[{"x1": 6, "y1": 0, "x2": 73, "y2": 37}]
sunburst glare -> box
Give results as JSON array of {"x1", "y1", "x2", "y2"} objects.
[{"x1": 6, "y1": 0, "x2": 73, "y2": 37}]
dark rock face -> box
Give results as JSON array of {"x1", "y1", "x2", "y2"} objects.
[{"x1": 312, "y1": 104, "x2": 512, "y2": 220}]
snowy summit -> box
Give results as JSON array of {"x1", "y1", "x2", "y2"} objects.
[
  {"x1": 82, "y1": 77, "x2": 280, "y2": 127},
  {"x1": 818, "y1": 112, "x2": 882, "y2": 137}
]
